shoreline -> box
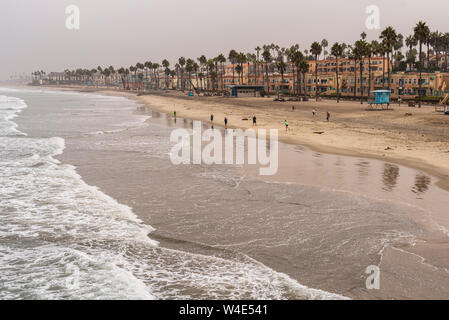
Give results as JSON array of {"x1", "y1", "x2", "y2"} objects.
[{"x1": 30, "y1": 84, "x2": 449, "y2": 192}]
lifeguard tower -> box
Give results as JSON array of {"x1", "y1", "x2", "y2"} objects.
[{"x1": 367, "y1": 90, "x2": 391, "y2": 110}]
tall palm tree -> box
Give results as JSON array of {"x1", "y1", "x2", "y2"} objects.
[
  {"x1": 354, "y1": 40, "x2": 368, "y2": 104},
  {"x1": 178, "y1": 57, "x2": 186, "y2": 91},
  {"x1": 255, "y1": 46, "x2": 262, "y2": 84},
  {"x1": 414, "y1": 21, "x2": 430, "y2": 108},
  {"x1": 299, "y1": 60, "x2": 309, "y2": 97},
  {"x1": 118, "y1": 67, "x2": 126, "y2": 89},
  {"x1": 347, "y1": 46, "x2": 357, "y2": 98},
  {"x1": 287, "y1": 45, "x2": 302, "y2": 96},
  {"x1": 162, "y1": 59, "x2": 170, "y2": 89},
  {"x1": 246, "y1": 53, "x2": 256, "y2": 86},
  {"x1": 237, "y1": 52, "x2": 247, "y2": 85},
  {"x1": 197, "y1": 55, "x2": 207, "y2": 91},
  {"x1": 216, "y1": 54, "x2": 226, "y2": 91},
  {"x1": 443, "y1": 33, "x2": 449, "y2": 71},
  {"x1": 135, "y1": 63, "x2": 144, "y2": 89},
  {"x1": 192, "y1": 62, "x2": 200, "y2": 92},
  {"x1": 405, "y1": 35, "x2": 418, "y2": 71},
  {"x1": 235, "y1": 65, "x2": 243, "y2": 85},
  {"x1": 393, "y1": 34, "x2": 404, "y2": 69},
  {"x1": 425, "y1": 28, "x2": 433, "y2": 70},
  {"x1": 152, "y1": 63, "x2": 160, "y2": 89},
  {"x1": 228, "y1": 50, "x2": 238, "y2": 84},
  {"x1": 185, "y1": 58, "x2": 194, "y2": 90},
  {"x1": 310, "y1": 42, "x2": 322, "y2": 101},
  {"x1": 331, "y1": 42, "x2": 344, "y2": 103},
  {"x1": 262, "y1": 48, "x2": 272, "y2": 95},
  {"x1": 206, "y1": 59, "x2": 215, "y2": 91},
  {"x1": 144, "y1": 62, "x2": 152, "y2": 88},
  {"x1": 430, "y1": 31, "x2": 443, "y2": 69},
  {"x1": 380, "y1": 26, "x2": 398, "y2": 92}
]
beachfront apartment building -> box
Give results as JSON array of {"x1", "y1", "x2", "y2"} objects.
[
  {"x1": 218, "y1": 57, "x2": 449, "y2": 100},
  {"x1": 42, "y1": 55, "x2": 449, "y2": 101}
]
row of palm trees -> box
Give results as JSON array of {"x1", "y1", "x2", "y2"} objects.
[
  {"x1": 56, "y1": 21, "x2": 447, "y2": 107},
  {"x1": 310, "y1": 22, "x2": 447, "y2": 107}
]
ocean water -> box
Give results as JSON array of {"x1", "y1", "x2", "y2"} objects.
[{"x1": 0, "y1": 88, "x2": 345, "y2": 300}]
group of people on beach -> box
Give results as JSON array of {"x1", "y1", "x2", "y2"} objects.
[
  {"x1": 174, "y1": 108, "x2": 331, "y2": 133},
  {"x1": 210, "y1": 114, "x2": 256, "y2": 129}
]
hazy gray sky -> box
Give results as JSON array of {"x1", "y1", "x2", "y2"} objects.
[{"x1": 1, "y1": 0, "x2": 448, "y2": 80}]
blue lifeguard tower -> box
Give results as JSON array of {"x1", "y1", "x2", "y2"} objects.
[{"x1": 368, "y1": 90, "x2": 391, "y2": 109}]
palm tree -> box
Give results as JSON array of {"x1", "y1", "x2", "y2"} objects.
[
  {"x1": 246, "y1": 53, "x2": 256, "y2": 86},
  {"x1": 380, "y1": 26, "x2": 398, "y2": 92},
  {"x1": 405, "y1": 35, "x2": 418, "y2": 71},
  {"x1": 393, "y1": 34, "x2": 404, "y2": 69},
  {"x1": 193, "y1": 62, "x2": 200, "y2": 92},
  {"x1": 144, "y1": 62, "x2": 152, "y2": 88},
  {"x1": 430, "y1": 31, "x2": 445, "y2": 70},
  {"x1": 237, "y1": 52, "x2": 247, "y2": 85},
  {"x1": 288, "y1": 45, "x2": 302, "y2": 96},
  {"x1": 365, "y1": 42, "x2": 373, "y2": 98},
  {"x1": 152, "y1": 63, "x2": 160, "y2": 89},
  {"x1": 198, "y1": 72, "x2": 204, "y2": 91},
  {"x1": 331, "y1": 42, "x2": 344, "y2": 102},
  {"x1": 185, "y1": 58, "x2": 194, "y2": 90},
  {"x1": 197, "y1": 55, "x2": 207, "y2": 91},
  {"x1": 178, "y1": 57, "x2": 186, "y2": 91},
  {"x1": 277, "y1": 59, "x2": 287, "y2": 93},
  {"x1": 299, "y1": 60, "x2": 309, "y2": 97},
  {"x1": 310, "y1": 42, "x2": 322, "y2": 101},
  {"x1": 228, "y1": 50, "x2": 238, "y2": 84},
  {"x1": 162, "y1": 59, "x2": 170, "y2": 89},
  {"x1": 235, "y1": 65, "x2": 243, "y2": 85},
  {"x1": 414, "y1": 21, "x2": 430, "y2": 107},
  {"x1": 425, "y1": 28, "x2": 433, "y2": 70},
  {"x1": 117, "y1": 68, "x2": 126, "y2": 89},
  {"x1": 255, "y1": 46, "x2": 262, "y2": 84},
  {"x1": 206, "y1": 59, "x2": 215, "y2": 91},
  {"x1": 262, "y1": 48, "x2": 272, "y2": 95},
  {"x1": 216, "y1": 54, "x2": 226, "y2": 91},
  {"x1": 443, "y1": 33, "x2": 449, "y2": 71},
  {"x1": 346, "y1": 46, "x2": 357, "y2": 98},
  {"x1": 135, "y1": 63, "x2": 144, "y2": 89},
  {"x1": 354, "y1": 40, "x2": 368, "y2": 104}
]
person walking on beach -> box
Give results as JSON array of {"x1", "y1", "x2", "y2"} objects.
[
  {"x1": 224, "y1": 117, "x2": 228, "y2": 129},
  {"x1": 326, "y1": 111, "x2": 330, "y2": 122},
  {"x1": 312, "y1": 109, "x2": 316, "y2": 117},
  {"x1": 284, "y1": 120, "x2": 289, "y2": 132},
  {"x1": 210, "y1": 114, "x2": 214, "y2": 123},
  {"x1": 173, "y1": 111, "x2": 177, "y2": 118},
  {"x1": 252, "y1": 115, "x2": 257, "y2": 127}
]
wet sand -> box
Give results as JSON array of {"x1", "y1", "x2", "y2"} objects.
[{"x1": 55, "y1": 105, "x2": 449, "y2": 300}]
